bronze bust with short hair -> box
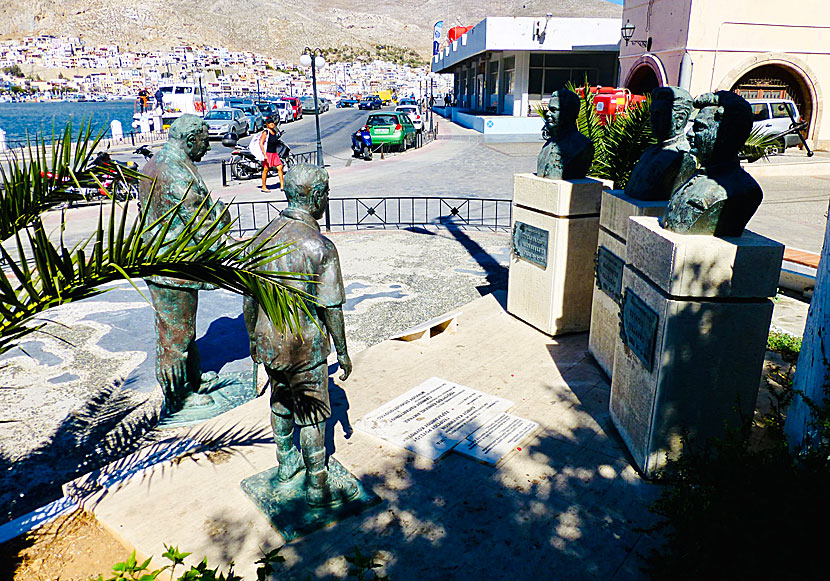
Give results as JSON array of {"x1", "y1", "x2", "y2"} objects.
[
  {"x1": 662, "y1": 91, "x2": 762, "y2": 236},
  {"x1": 536, "y1": 88, "x2": 594, "y2": 180},
  {"x1": 625, "y1": 86, "x2": 697, "y2": 201}
]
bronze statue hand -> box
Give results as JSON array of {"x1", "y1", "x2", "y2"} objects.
[{"x1": 338, "y1": 353, "x2": 352, "y2": 381}]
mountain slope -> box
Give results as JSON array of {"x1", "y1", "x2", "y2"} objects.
[{"x1": 0, "y1": 0, "x2": 623, "y2": 61}]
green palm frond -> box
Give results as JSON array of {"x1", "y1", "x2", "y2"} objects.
[
  {"x1": 0, "y1": 195, "x2": 314, "y2": 357},
  {"x1": 0, "y1": 120, "x2": 116, "y2": 238},
  {"x1": 594, "y1": 97, "x2": 655, "y2": 189},
  {"x1": 0, "y1": 122, "x2": 315, "y2": 358},
  {"x1": 740, "y1": 126, "x2": 787, "y2": 163}
]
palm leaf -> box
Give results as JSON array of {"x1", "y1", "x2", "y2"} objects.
[
  {"x1": 595, "y1": 97, "x2": 655, "y2": 189},
  {"x1": 0, "y1": 124, "x2": 315, "y2": 358}
]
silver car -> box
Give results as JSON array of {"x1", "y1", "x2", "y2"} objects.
[
  {"x1": 204, "y1": 107, "x2": 249, "y2": 139},
  {"x1": 748, "y1": 98, "x2": 803, "y2": 153}
]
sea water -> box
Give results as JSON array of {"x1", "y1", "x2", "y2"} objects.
[{"x1": 0, "y1": 100, "x2": 136, "y2": 147}]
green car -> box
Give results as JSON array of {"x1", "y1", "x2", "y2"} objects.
[{"x1": 366, "y1": 112, "x2": 417, "y2": 151}]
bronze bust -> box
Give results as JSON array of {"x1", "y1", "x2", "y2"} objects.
[
  {"x1": 662, "y1": 91, "x2": 762, "y2": 236},
  {"x1": 625, "y1": 86, "x2": 697, "y2": 201},
  {"x1": 536, "y1": 88, "x2": 594, "y2": 180},
  {"x1": 243, "y1": 164, "x2": 358, "y2": 508}
]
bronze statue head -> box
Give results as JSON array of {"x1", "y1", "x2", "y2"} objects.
[
  {"x1": 690, "y1": 91, "x2": 753, "y2": 165},
  {"x1": 168, "y1": 114, "x2": 211, "y2": 162},
  {"x1": 284, "y1": 164, "x2": 330, "y2": 220},
  {"x1": 544, "y1": 88, "x2": 580, "y2": 138},
  {"x1": 650, "y1": 86, "x2": 693, "y2": 143}
]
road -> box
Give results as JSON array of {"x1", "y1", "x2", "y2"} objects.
[{"x1": 109, "y1": 105, "x2": 381, "y2": 190}]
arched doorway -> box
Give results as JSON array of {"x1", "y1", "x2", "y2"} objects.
[
  {"x1": 731, "y1": 64, "x2": 814, "y2": 136},
  {"x1": 627, "y1": 65, "x2": 660, "y2": 96}
]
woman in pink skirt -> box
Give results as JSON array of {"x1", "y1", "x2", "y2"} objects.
[{"x1": 259, "y1": 117, "x2": 284, "y2": 192}]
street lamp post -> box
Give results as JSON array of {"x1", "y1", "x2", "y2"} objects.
[
  {"x1": 195, "y1": 71, "x2": 205, "y2": 117},
  {"x1": 300, "y1": 47, "x2": 329, "y2": 229},
  {"x1": 300, "y1": 47, "x2": 326, "y2": 168}
]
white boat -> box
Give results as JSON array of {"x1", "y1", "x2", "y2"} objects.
[{"x1": 157, "y1": 83, "x2": 212, "y2": 129}]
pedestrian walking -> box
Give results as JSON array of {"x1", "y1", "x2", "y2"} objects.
[{"x1": 259, "y1": 116, "x2": 284, "y2": 192}]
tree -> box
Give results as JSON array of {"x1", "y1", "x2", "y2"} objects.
[
  {"x1": 0, "y1": 121, "x2": 312, "y2": 358},
  {"x1": 784, "y1": 201, "x2": 830, "y2": 449}
]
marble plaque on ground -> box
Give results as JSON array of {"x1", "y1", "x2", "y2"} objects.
[
  {"x1": 454, "y1": 413, "x2": 539, "y2": 465},
  {"x1": 355, "y1": 377, "x2": 513, "y2": 460}
]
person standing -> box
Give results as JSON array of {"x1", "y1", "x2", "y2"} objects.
[{"x1": 259, "y1": 116, "x2": 284, "y2": 192}]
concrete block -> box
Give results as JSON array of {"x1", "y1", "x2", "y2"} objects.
[
  {"x1": 513, "y1": 173, "x2": 602, "y2": 217},
  {"x1": 609, "y1": 266, "x2": 773, "y2": 477},
  {"x1": 599, "y1": 190, "x2": 667, "y2": 242},
  {"x1": 626, "y1": 217, "x2": 784, "y2": 299},
  {"x1": 588, "y1": 229, "x2": 627, "y2": 377},
  {"x1": 507, "y1": 203, "x2": 600, "y2": 336}
]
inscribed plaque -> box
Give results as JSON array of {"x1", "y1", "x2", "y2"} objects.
[
  {"x1": 595, "y1": 246, "x2": 625, "y2": 303},
  {"x1": 355, "y1": 377, "x2": 514, "y2": 460},
  {"x1": 454, "y1": 413, "x2": 539, "y2": 466},
  {"x1": 512, "y1": 221, "x2": 549, "y2": 268},
  {"x1": 620, "y1": 290, "x2": 659, "y2": 371}
]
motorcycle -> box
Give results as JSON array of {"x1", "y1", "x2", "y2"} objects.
[
  {"x1": 351, "y1": 126, "x2": 373, "y2": 161},
  {"x1": 49, "y1": 146, "x2": 150, "y2": 206},
  {"x1": 228, "y1": 129, "x2": 293, "y2": 180}
]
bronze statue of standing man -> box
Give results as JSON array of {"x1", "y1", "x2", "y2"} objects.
[
  {"x1": 244, "y1": 164, "x2": 358, "y2": 508},
  {"x1": 139, "y1": 114, "x2": 227, "y2": 413}
]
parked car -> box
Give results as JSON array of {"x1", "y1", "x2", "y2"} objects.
[
  {"x1": 395, "y1": 105, "x2": 424, "y2": 132},
  {"x1": 237, "y1": 104, "x2": 265, "y2": 133},
  {"x1": 272, "y1": 100, "x2": 292, "y2": 123},
  {"x1": 365, "y1": 111, "x2": 417, "y2": 151},
  {"x1": 358, "y1": 96, "x2": 382, "y2": 110},
  {"x1": 255, "y1": 101, "x2": 279, "y2": 120},
  {"x1": 337, "y1": 95, "x2": 359, "y2": 108},
  {"x1": 747, "y1": 98, "x2": 804, "y2": 154},
  {"x1": 397, "y1": 98, "x2": 418, "y2": 107},
  {"x1": 281, "y1": 97, "x2": 303, "y2": 120},
  {"x1": 300, "y1": 95, "x2": 328, "y2": 114},
  {"x1": 203, "y1": 107, "x2": 248, "y2": 139}
]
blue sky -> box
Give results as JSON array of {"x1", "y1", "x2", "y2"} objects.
[{"x1": 604, "y1": 0, "x2": 625, "y2": 5}]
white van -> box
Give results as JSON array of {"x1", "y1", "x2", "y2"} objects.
[{"x1": 747, "y1": 98, "x2": 803, "y2": 153}]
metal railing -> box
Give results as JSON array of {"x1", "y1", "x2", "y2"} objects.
[{"x1": 227, "y1": 196, "x2": 512, "y2": 237}]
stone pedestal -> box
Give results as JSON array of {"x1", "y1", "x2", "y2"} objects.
[
  {"x1": 588, "y1": 190, "x2": 668, "y2": 376},
  {"x1": 610, "y1": 217, "x2": 784, "y2": 477},
  {"x1": 507, "y1": 174, "x2": 602, "y2": 336}
]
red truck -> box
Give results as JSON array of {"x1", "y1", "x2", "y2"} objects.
[
  {"x1": 577, "y1": 86, "x2": 647, "y2": 125},
  {"x1": 281, "y1": 97, "x2": 303, "y2": 121}
]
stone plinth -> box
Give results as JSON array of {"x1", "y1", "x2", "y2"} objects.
[
  {"x1": 610, "y1": 217, "x2": 784, "y2": 477},
  {"x1": 588, "y1": 191, "x2": 668, "y2": 377},
  {"x1": 507, "y1": 174, "x2": 602, "y2": 336}
]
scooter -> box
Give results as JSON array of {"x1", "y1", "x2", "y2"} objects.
[
  {"x1": 228, "y1": 130, "x2": 293, "y2": 180},
  {"x1": 351, "y1": 126, "x2": 373, "y2": 161}
]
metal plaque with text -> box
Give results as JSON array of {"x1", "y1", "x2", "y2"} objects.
[
  {"x1": 620, "y1": 290, "x2": 659, "y2": 372},
  {"x1": 595, "y1": 246, "x2": 625, "y2": 303},
  {"x1": 512, "y1": 221, "x2": 548, "y2": 268}
]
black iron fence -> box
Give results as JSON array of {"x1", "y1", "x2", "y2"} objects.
[{"x1": 227, "y1": 196, "x2": 512, "y2": 237}]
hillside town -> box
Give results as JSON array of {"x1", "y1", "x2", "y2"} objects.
[{"x1": 0, "y1": 35, "x2": 446, "y2": 101}]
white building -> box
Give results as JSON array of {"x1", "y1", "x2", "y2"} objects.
[{"x1": 431, "y1": 16, "x2": 621, "y2": 136}]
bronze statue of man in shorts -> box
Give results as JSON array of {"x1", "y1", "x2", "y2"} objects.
[{"x1": 243, "y1": 164, "x2": 357, "y2": 507}]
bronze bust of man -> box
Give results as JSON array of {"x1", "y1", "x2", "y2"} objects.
[
  {"x1": 625, "y1": 86, "x2": 697, "y2": 201},
  {"x1": 536, "y1": 88, "x2": 594, "y2": 180},
  {"x1": 662, "y1": 91, "x2": 762, "y2": 236},
  {"x1": 243, "y1": 164, "x2": 358, "y2": 508},
  {"x1": 139, "y1": 114, "x2": 228, "y2": 413}
]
